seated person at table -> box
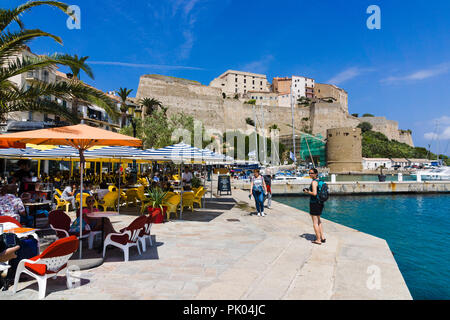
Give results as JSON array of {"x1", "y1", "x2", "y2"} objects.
[
  {"x1": 182, "y1": 167, "x2": 193, "y2": 191},
  {"x1": 0, "y1": 185, "x2": 32, "y2": 226},
  {"x1": 81, "y1": 196, "x2": 116, "y2": 238},
  {"x1": 61, "y1": 183, "x2": 77, "y2": 210}
]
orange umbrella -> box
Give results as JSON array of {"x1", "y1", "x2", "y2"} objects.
[{"x1": 0, "y1": 124, "x2": 142, "y2": 258}]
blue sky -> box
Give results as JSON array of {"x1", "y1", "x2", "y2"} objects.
[{"x1": 7, "y1": 0, "x2": 450, "y2": 155}]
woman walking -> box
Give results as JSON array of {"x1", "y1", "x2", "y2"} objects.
[
  {"x1": 303, "y1": 168, "x2": 326, "y2": 245},
  {"x1": 249, "y1": 169, "x2": 267, "y2": 217}
]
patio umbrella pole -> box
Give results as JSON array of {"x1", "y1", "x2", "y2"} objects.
[
  {"x1": 118, "y1": 158, "x2": 121, "y2": 214},
  {"x1": 79, "y1": 149, "x2": 85, "y2": 259}
]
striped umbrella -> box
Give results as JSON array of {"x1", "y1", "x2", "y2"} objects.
[{"x1": 143, "y1": 143, "x2": 206, "y2": 162}]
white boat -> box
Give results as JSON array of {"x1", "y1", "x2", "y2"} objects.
[
  {"x1": 411, "y1": 166, "x2": 450, "y2": 181},
  {"x1": 272, "y1": 175, "x2": 312, "y2": 184}
]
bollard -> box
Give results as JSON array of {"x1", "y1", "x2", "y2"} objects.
[
  {"x1": 331, "y1": 174, "x2": 336, "y2": 183},
  {"x1": 416, "y1": 174, "x2": 422, "y2": 182},
  {"x1": 398, "y1": 173, "x2": 403, "y2": 182}
]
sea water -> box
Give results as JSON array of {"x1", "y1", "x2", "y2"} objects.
[{"x1": 273, "y1": 194, "x2": 450, "y2": 300}]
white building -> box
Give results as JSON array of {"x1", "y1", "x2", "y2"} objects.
[
  {"x1": 248, "y1": 91, "x2": 278, "y2": 107},
  {"x1": 210, "y1": 70, "x2": 269, "y2": 97},
  {"x1": 2, "y1": 47, "x2": 120, "y2": 132},
  {"x1": 291, "y1": 76, "x2": 315, "y2": 100},
  {"x1": 362, "y1": 158, "x2": 393, "y2": 170}
]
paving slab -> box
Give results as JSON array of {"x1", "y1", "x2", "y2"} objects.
[{"x1": 0, "y1": 186, "x2": 412, "y2": 300}]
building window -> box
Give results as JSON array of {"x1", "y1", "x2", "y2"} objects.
[{"x1": 244, "y1": 79, "x2": 246, "y2": 84}]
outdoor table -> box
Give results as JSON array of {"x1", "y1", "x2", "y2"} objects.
[
  {"x1": 86, "y1": 211, "x2": 119, "y2": 252},
  {"x1": 1, "y1": 226, "x2": 38, "y2": 239},
  {"x1": 22, "y1": 201, "x2": 52, "y2": 228}
]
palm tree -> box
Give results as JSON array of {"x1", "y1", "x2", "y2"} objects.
[
  {"x1": 0, "y1": 1, "x2": 119, "y2": 124},
  {"x1": 116, "y1": 87, "x2": 133, "y2": 128},
  {"x1": 139, "y1": 97, "x2": 162, "y2": 117}
]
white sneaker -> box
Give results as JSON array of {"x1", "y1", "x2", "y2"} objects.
[
  {"x1": 261, "y1": 212, "x2": 266, "y2": 216},
  {"x1": 257, "y1": 212, "x2": 261, "y2": 216}
]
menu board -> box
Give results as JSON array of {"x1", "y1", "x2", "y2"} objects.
[{"x1": 217, "y1": 175, "x2": 231, "y2": 195}]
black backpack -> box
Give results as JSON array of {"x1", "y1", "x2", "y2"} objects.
[{"x1": 317, "y1": 180, "x2": 329, "y2": 203}]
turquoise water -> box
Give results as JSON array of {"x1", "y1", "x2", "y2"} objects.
[{"x1": 273, "y1": 194, "x2": 450, "y2": 300}]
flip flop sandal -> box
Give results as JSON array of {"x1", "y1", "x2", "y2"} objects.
[{"x1": 312, "y1": 241, "x2": 322, "y2": 245}]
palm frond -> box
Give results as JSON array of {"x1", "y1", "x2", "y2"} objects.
[
  {"x1": 0, "y1": 1, "x2": 70, "y2": 32},
  {"x1": 0, "y1": 29, "x2": 62, "y2": 64}
]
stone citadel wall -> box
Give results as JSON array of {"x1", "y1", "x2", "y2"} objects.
[{"x1": 136, "y1": 75, "x2": 414, "y2": 147}]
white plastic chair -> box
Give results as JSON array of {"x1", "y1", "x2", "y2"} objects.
[
  {"x1": 103, "y1": 216, "x2": 146, "y2": 262},
  {"x1": 138, "y1": 215, "x2": 153, "y2": 252},
  {"x1": 12, "y1": 236, "x2": 79, "y2": 299}
]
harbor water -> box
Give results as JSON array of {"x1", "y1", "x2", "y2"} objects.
[{"x1": 273, "y1": 193, "x2": 450, "y2": 300}]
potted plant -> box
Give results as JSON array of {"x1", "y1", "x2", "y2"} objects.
[
  {"x1": 191, "y1": 175, "x2": 202, "y2": 189},
  {"x1": 145, "y1": 187, "x2": 167, "y2": 223}
]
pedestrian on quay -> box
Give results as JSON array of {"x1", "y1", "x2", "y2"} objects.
[
  {"x1": 303, "y1": 168, "x2": 326, "y2": 245},
  {"x1": 263, "y1": 169, "x2": 273, "y2": 209},
  {"x1": 249, "y1": 169, "x2": 267, "y2": 217}
]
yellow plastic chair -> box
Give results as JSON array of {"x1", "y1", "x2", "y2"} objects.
[
  {"x1": 162, "y1": 191, "x2": 176, "y2": 202},
  {"x1": 136, "y1": 186, "x2": 152, "y2": 214},
  {"x1": 55, "y1": 188, "x2": 62, "y2": 197},
  {"x1": 172, "y1": 174, "x2": 180, "y2": 181},
  {"x1": 75, "y1": 193, "x2": 95, "y2": 208},
  {"x1": 193, "y1": 187, "x2": 206, "y2": 208},
  {"x1": 162, "y1": 194, "x2": 181, "y2": 220},
  {"x1": 181, "y1": 192, "x2": 195, "y2": 212},
  {"x1": 100, "y1": 192, "x2": 119, "y2": 212},
  {"x1": 108, "y1": 185, "x2": 117, "y2": 192},
  {"x1": 125, "y1": 188, "x2": 139, "y2": 207},
  {"x1": 54, "y1": 194, "x2": 70, "y2": 213}
]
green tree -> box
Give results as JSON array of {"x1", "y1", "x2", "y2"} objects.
[
  {"x1": 362, "y1": 113, "x2": 375, "y2": 117},
  {"x1": 357, "y1": 122, "x2": 373, "y2": 133},
  {"x1": 352, "y1": 113, "x2": 359, "y2": 117},
  {"x1": 139, "y1": 97, "x2": 162, "y2": 117},
  {"x1": 244, "y1": 99, "x2": 256, "y2": 105},
  {"x1": 245, "y1": 117, "x2": 255, "y2": 126},
  {"x1": 0, "y1": 1, "x2": 118, "y2": 124},
  {"x1": 116, "y1": 87, "x2": 133, "y2": 128}
]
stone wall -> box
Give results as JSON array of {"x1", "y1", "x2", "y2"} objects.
[
  {"x1": 358, "y1": 117, "x2": 414, "y2": 147},
  {"x1": 137, "y1": 74, "x2": 310, "y2": 134},
  {"x1": 136, "y1": 74, "x2": 414, "y2": 148},
  {"x1": 310, "y1": 103, "x2": 360, "y2": 137},
  {"x1": 326, "y1": 127, "x2": 363, "y2": 173}
]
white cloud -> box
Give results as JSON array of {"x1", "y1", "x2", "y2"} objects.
[
  {"x1": 424, "y1": 126, "x2": 450, "y2": 140},
  {"x1": 240, "y1": 55, "x2": 275, "y2": 75},
  {"x1": 89, "y1": 61, "x2": 204, "y2": 71},
  {"x1": 381, "y1": 63, "x2": 450, "y2": 84},
  {"x1": 327, "y1": 67, "x2": 374, "y2": 85}
]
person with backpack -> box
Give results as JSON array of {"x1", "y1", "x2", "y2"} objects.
[
  {"x1": 303, "y1": 168, "x2": 327, "y2": 245},
  {"x1": 262, "y1": 169, "x2": 273, "y2": 209}
]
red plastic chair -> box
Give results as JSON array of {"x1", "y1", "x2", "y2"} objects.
[
  {"x1": 103, "y1": 216, "x2": 147, "y2": 262},
  {"x1": 0, "y1": 216, "x2": 22, "y2": 229},
  {"x1": 48, "y1": 210, "x2": 95, "y2": 250},
  {"x1": 12, "y1": 236, "x2": 79, "y2": 299},
  {"x1": 138, "y1": 215, "x2": 154, "y2": 252}
]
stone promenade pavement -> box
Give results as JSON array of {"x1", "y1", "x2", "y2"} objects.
[{"x1": 1, "y1": 188, "x2": 412, "y2": 300}]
